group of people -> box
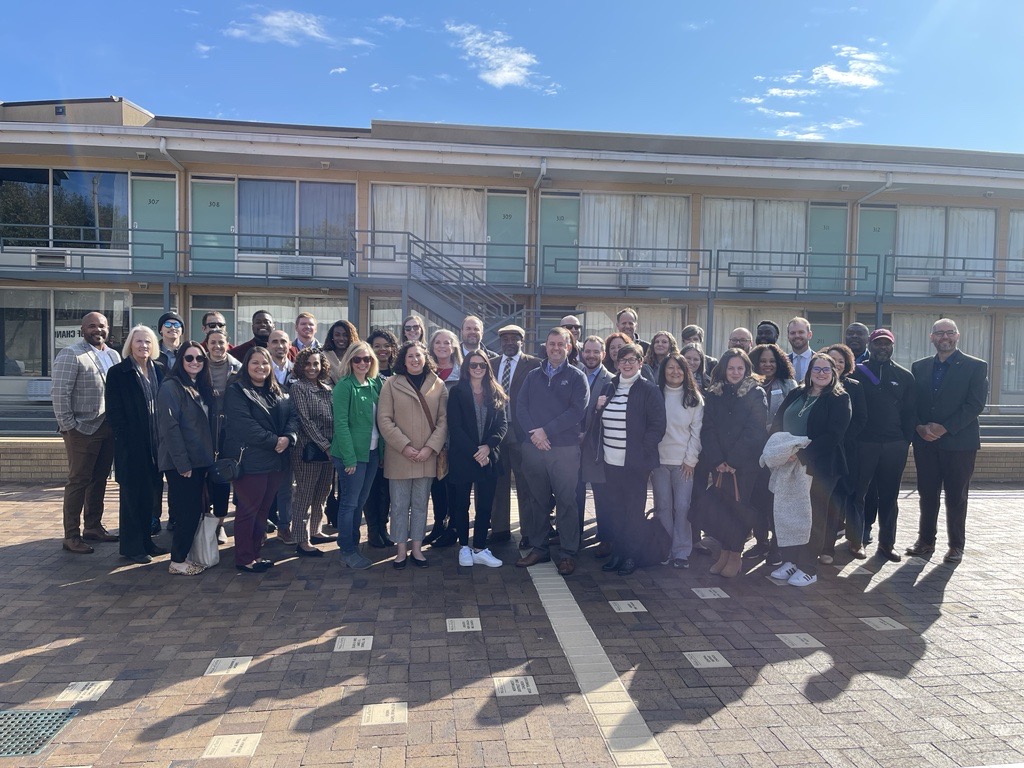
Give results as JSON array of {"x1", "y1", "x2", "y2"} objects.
[{"x1": 51, "y1": 304, "x2": 988, "y2": 586}]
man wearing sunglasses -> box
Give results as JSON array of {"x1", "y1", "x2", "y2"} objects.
[
  {"x1": 156, "y1": 311, "x2": 185, "y2": 369},
  {"x1": 906, "y1": 319, "x2": 988, "y2": 564}
]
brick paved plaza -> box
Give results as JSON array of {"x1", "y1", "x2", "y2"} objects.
[{"x1": 1, "y1": 483, "x2": 1023, "y2": 768}]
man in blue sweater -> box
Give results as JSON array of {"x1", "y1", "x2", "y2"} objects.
[{"x1": 515, "y1": 327, "x2": 589, "y2": 575}]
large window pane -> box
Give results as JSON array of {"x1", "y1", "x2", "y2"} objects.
[
  {"x1": 947, "y1": 207, "x2": 995, "y2": 277},
  {"x1": 897, "y1": 206, "x2": 945, "y2": 276},
  {"x1": 0, "y1": 289, "x2": 48, "y2": 376},
  {"x1": 54, "y1": 290, "x2": 131, "y2": 357},
  {"x1": 299, "y1": 181, "x2": 355, "y2": 259},
  {"x1": 1002, "y1": 315, "x2": 1024, "y2": 394},
  {"x1": 238, "y1": 180, "x2": 295, "y2": 254},
  {"x1": 52, "y1": 170, "x2": 129, "y2": 249},
  {"x1": 0, "y1": 168, "x2": 49, "y2": 247}
]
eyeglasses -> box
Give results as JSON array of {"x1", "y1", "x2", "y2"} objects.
[
  {"x1": 183, "y1": 353, "x2": 206, "y2": 363},
  {"x1": 351, "y1": 356, "x2": 374, "y2": 365},
  {"x1": 162, "y1": 321, "x2": 182, "y2": 329},
  {"x1": 562, "y1": 324, "x2": 581, "y2": 331},
  {"x1": 932, "y1": 330, "x2": 958, "y2": 337},
  {"x1": 729, "y1": 338, "x2": 752, "y2": 345},
  {"x1": 467, "y1": 362, "x2": 489, "y2": 370},
  {"x1": 204, "y1": 321, "x2": 225, "y2": 329},
  {"x1": 619, "y1": 357, "x2": 641, "y2": 365},
  {"x1": 810, "y1": 366, "x2": 833, "y2": 375}
]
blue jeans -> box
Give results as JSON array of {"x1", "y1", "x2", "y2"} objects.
[
  {"x1": 651, "y1": 464, "x2": 694, "y2": 559},
  {"x1": 332, "y1": 452, "x2": 379, "y2": 555}
]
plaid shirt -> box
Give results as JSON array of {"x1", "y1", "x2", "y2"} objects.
[{"x1": 51, "y1": 339, "x2": 122, "y2": 434}]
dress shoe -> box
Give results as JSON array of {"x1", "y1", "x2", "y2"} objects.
[
  {"x1": 557, "y1": 557, "x2": 576, "y2": 576},
  {"x1": 62, "y1": 537, "x2": 94, "y2": 554},
  {"x1": 617, "y1": 558, "x2": 637, "y2": 576},
  {"x1": 592, "y1": 541, "x2": 613, "y2": 559},
  {"x1": 817, "y1": 554, "x2": 834, "y2": 565},
  {"x1": 310, "y1": 534, "x2": 337, "y2": 544},
  {"x1": 875, "y1": 548, "x2": 901, "y2": 563},
  {"x1": 905, "y1": 541, "x2": 935, "y2": 558},
  {"x1": 423, "y1": 524, "x2": 446, "y2": 545},
  {"x1": 367, "y1": 532, "x2": 391, "y2": 549},
  {"x1": 601, "y1": 556, "x2": 623, "y2": 572},
  {"x1": 276, "y1": 528, "x2": 296, "y2": 546},
  {"x1": 83, "y1": 526, "x2": 118, "y2": 543},
  {"x1": 515, "y1": 551, "x2": 550, "y2": 568},
  {"x1": 489, "y1": 530, "x2": 512, "y2": 544},
  {"x1": 236, "y1": 561, "x2": 270, "y2": 573},
  {"x1": 148, "y1": 545, "x2": 169, "y2": 556},
  {"x1": 719, "y1": 551, "x2": 742, "y2": 578},
  {"x1": 411, "y1": 555, "x2": 429, "y2": 568},
  {"x1": 150, "y1": 518, "x2": 162, "y2": 535},
  {"x1": 264, "y1": 520, "x2": 277, "y2": 533},
  {"x1": 433, "y1": 528, "x2": 458, "y2": 548},
  {"x1": 393, "y1": 556, "x2": 408, "y2": 570},
  {"x1": 849, "y1": 545, "x2": 868, "y2": 560},
  {"x1": 518, "y1": 537, "x2": 531, "y2": 550},
  {"x1": 296, "y1": 546, "x2": 324, "y2": 558},
  {"x1": 124, "y1": 553, "x2": 152, "y2": 564},
  {"x1": 742, "y1": 541, "x2": 770, "y2": 560},
  {"x1": 943, "y1": 547, "x2": 963, "y2": 563},
  {"x1": 321, "y1": 524, "x2": 338, "y2": 535}
]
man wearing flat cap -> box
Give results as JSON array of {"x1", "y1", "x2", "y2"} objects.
[
  {"x1": 490, "y1": 324, "x2": 541, "y2": 544},
  {"x1": 561, "y1": 315, "x2": 583, "y2": 366},
  {"x1": 851, "y1": 328, "x2": 916, "y2": 562}
]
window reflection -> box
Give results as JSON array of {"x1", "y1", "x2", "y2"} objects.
[{"x1": 53, "y1": 170, "x2": 129, "y2": 249}]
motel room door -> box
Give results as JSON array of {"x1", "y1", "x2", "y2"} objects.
[{"x1": 190, "y1": 180, "x2": 236, "y2": 276}]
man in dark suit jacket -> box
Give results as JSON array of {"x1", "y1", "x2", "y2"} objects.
[
  {"x1": 906, "y1": 318, "x2": 988, "y2": 563},
  {"x1": 490, "y1": 324, "x2": 542, "y2": 543}
]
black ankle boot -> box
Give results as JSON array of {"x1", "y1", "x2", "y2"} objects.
[{"x1": 601, "y1": 556, "x2": 623, "y2": 572}]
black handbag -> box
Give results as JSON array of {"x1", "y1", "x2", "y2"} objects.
[
  {"x1": 209, "y1": 446, "x2": 245, "y2": 484},
  {"x1": 302, "y1": 441, "x2": 329, "y2": 463}
]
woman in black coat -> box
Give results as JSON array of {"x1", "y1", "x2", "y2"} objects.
[
  {"x1": 157, "y1": 341, "x2": 217, "y2": 575},
  {"x1": 588, "y1": 343, "x2": 666, "y2": 576},
  {"x1": 698, "y1": 348, "x2": 768, "y2": 578},
  {"x1": 770, "y1": 352, "x2": 852, "y2": 586},
  {"x1": 446, "y1": 351, "x2": 508, "y2": 568},
  {"x1": 105, "y1": 325, "x2": 167, "y2": 564},
  {"x1": 223, "y1": 347, "x2": 299, "y2": 573}
]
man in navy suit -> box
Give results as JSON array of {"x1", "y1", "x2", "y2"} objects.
[{"x1": 906, "y1": 318, "x2": 988, "y2": 563}]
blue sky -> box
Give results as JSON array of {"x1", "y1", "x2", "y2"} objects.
[{"x1": 2, "y1": 1, "x2": 1022, "y2": 152}]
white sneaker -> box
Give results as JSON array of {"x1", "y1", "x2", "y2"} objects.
[
  {"x1": 458, "y1": 546, "x2": 474, "y2": 567},
  {"x1": 788, "y1": 569, "x2": 817, "y2": 587},
  {"x1": 472, "y1": 548, "x2": 502, "y2": 568},
  {"x1": 771, "y1": 562, "x2": 797, "y2": 580}
]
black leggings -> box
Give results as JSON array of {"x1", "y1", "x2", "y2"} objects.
[{"x1": 166, "y1": 468, "x2": 210, "y2": 563}]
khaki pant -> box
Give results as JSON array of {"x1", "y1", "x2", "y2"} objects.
[{"x1": 61, "y1": 421, "x2": 115, "y2": 539}]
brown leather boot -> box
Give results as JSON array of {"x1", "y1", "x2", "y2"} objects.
[
  {"x1": 709, "y1": 549, "x2": 730, "y2": 574},
  {"x1": 720, "y1": 551, "x2": 743, "y2": 578},
  {"x1": 63, "y1": 537, "x2": 95, "y2": 554}
]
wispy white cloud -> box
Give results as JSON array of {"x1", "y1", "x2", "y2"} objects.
[
  {"x1": 766, "y1": 87, "x2": 817, "y2": 98},
  {"x1": 445, "y1": 22, "x2": 559, "y2": 94},
  {"x1": 224, "y1": 10, "x2": 333, "y2": 46},
  {"x1": 685, "y1": 19, "x2": 713, "y2": 31},
  {"x1": 436, "y1": 73, "x2": 455, "y2": 83},
  {"x1": 809, "y1": 45, "x2": 891, "y2": 88},
  {"x1": 757, "y1": 107, "x2": 803, "y2": 118},
  {"x1": 329, "y1": 67, "x2": 347, "y2": 75},
  {"x1": 776, "y1": 118, "x2": 862, "y2": 141},
  {"x1": 194, "y1": 42, "x2": 214, "y2": 58},
  {"x1": 779, "y1": 73, "x2": 803, "y2": 83},
  {"x1": 739, "y1": 96, "x2": 765, "y2": 104},
  {"x1": 370, "y1": 82, "x2": 396, "y2": 93},
  {"x1": 178, "y1": 8, "x2": 199, "y2": 15},
  {"x1": 345, "y1": 37, "x2": 375, "y2": 47},
  {"x1": 378, "y1": 15, "x2": 411, "y2": 29}
]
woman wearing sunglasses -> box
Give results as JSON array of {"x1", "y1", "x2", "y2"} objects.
[
  {"x1": 157, "y1": 341, "x2": 217, "y2": 575},
  {"x1": 767, "y1": 353, "x2": 851, "y2": 587},
  {"x1": 446, "y1": 352, "x2": 508, "y2": 568},
  {"x1": 329, "y1": 342, "x2": 382, "y2": 569}
]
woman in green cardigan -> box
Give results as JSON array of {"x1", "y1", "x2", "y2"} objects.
[{"x1": 330, "y1": 341, "x2": 383, "y2": 570}]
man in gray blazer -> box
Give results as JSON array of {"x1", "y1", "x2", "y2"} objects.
[
  {"x1": 906, "y1": 318, "x2": 989, "y2": 563},
  {"x1": 52, "y1": 312, "x2": 122, "y2": 553}
]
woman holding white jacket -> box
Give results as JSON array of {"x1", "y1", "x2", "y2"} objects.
[{"x1": 652, "y1": 352, "x2": 704, "y2": 569}]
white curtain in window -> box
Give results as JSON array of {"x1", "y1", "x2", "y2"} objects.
[
  {"x1": 635, "y1": 195, "x2": 690, "y2": 266},
  {"x1": 238, "y1": 180, "x2": 295, "y2": 253},
  {"x1": 701, "y1": 199, "x2": 754, "y2": 282},
  {"x1": 897, "y1": 206, "x2": 945, "y2": 276},
  {"x1": 1009, "y1": 211, "x2": 1024, "y2": 281},
  {"x1": 947, "y1": 207, "x2": 995, "y2": 277},
  {"x1": 1002, "y1": 315, "x2": 1024, "y2": 393},
  {"x1": 427, "y1": 187, "x2": 486, "y2": 259},
  {"x1": 754, "y1": 199, "x2": 805, "y2": 268},
  {"x1": 580, "y1": 193, "x2": 633, "y2": 266},
  {"x1": 370, "y1": 185, "x2": 427, "y2": 259},
  {"x1": 892, "y1": 312, "x2": 991, "y2": 369}
]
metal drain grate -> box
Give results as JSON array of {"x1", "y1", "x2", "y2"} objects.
[{"x1": 0, "y1": 709, "x2": 78, "y2": 757}]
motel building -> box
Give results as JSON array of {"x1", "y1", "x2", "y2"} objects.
[{"x1": 1, "y1": 96, "x2": 1024, "y2": 436}]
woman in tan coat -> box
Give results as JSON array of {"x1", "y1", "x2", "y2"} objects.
[{"x1": 377, "y1": 340, "x2": 448, "y2": 569}]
